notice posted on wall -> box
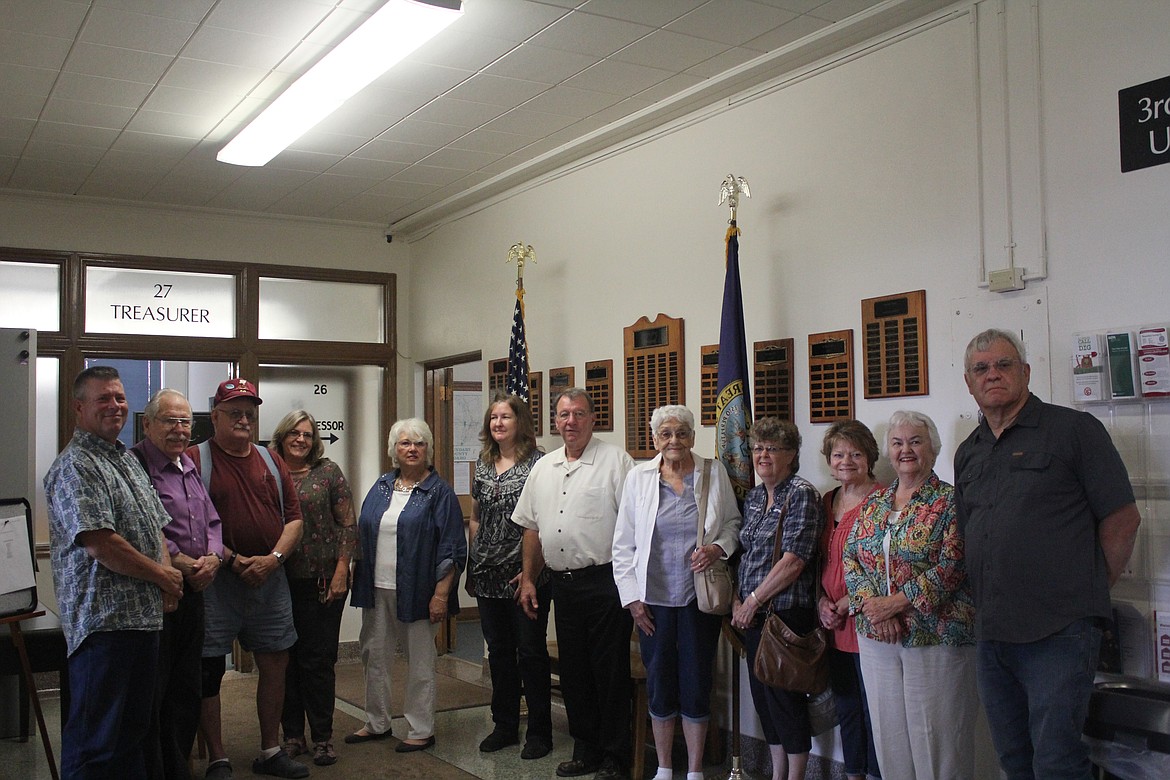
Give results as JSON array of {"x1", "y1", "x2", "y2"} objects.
[{"x1": 1157, "y1": 611, "x2": 1170, "y2": 683}]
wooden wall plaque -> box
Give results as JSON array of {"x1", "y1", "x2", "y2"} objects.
[
  {"x1": 862, "y1": 290, "x2": 928, "y2": 398},
  {"x1": 808, "y1": 329, "x2": 854, "y2": 423},
  {"x1": 624, "y1": 313, "x2": 685, "y2": 458},
  {"x1": 585, "y1": 359, "x2": 614, "y2": 432},
  {"x1": 699, "y1": 345, "x2": 719, "y2": 427},
  {"x1": 753, "y1": 338, "x2": 794, "y2": 422},
  {"x1": 547, "y1": 366, "x2": 575, "y2": 433},
  {"x1": 487, "y1": 356, "x2": 507, "y2": 398}
]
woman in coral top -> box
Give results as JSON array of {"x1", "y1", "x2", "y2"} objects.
[{"x1": 817, "y1": 420, "x2": 883, "y2": 780}]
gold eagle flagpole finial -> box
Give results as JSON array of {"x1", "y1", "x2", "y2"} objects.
[
  {"x1": 718, "y1": 174, "x2": 751, "y2": 225},
  {"x1": 507, "y1": 242, "x2": 536, "y2": 295}
]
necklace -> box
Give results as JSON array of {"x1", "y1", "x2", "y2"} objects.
[{"x1": 394, "y1": 476, "x2": 417, "y2": 493}]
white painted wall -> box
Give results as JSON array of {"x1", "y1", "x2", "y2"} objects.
[{"x1": 402, "y1": 1, "x2": 1170, "y2": 773}]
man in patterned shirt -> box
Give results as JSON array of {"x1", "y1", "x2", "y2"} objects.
[{"x1": 45, "y1": 365, "x2": 185, "y2": 778}]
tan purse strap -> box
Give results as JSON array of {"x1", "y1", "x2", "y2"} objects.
[
  {"x1": 769, "y1": 487, "x2": 794, "y2": 567},
  {"x1": 695, "y1": 458, "x2": 712, "y2": 547}
]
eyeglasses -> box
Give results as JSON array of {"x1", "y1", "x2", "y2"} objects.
[
  {"x1": 155, "y1": 416, "x2": 193, "y2": 429},
  {"x1": 216, "y1": 408, "x2": 257, "y2": 422},
  {"x1": 967, "y1": 357, "x2": 1019, "y2": 377},
  {"x1": 396, "y1": 439, "x2": 426, "y2": 449},
  {"x1": 556, "y1": 410, "x2": 590, "y2": 421},
  {"x1": 751, "y1": 444, "x2": 790, "y2": 455},
  {"x1": 285, "y1": 430, "x2": 313, "y2": 441},
  {"x1": 655, "y1": 428, "x2": 693, "y2": 440}
]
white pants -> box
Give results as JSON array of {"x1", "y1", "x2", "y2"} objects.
[
  {"x1": 358, "y1": 587, "x2": 438, "y2": 740},
  {"x1": 857, "y1": 636, "x2": 976, "y2": 780}
]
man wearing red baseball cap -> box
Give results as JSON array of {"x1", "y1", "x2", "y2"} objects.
[{"x1": 189, "y1": 379, "x2": 308, "y2": 779}]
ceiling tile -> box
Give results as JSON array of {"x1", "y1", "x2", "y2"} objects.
[
  {"x1": 578, "y1": 0, "x2": 708, "y2": 27},
  {"x1": 328, "y1": 192, "x2": 412, "y2": 223},
  {"x1": 522, "y1": 85, "x2": 619, "y2": 117},
  {"x1": 94, "y1": 0, "x2": 216, "y2": 24},
  {"x1": 29, "y1": 121, "x2": 120, "y2": 148},
  {"x1": 687, "y1": 46, "x2": 762, "y2": 78},
  {"x1": 0, "y1": 117, "x2": 36, "y2": 143},
  {"x1": 408, "y1": 98, "x2": 507, "y2": 128},
  {"x1": 351, "y1": 138, "x2": 435, "y2": 165},
  {"x1": 266, "y1": 149, "x2": 347, "y2": 174},
  {"x1": 563, "y1": 59, "x2": 674, "y2": 96},
  {"x1": 82, "y1": 6, "x2": 197, "y2": 55},
  {"x1": 182, "y1": 27, "x2": 296, "y2": 70},
  {"x1": 9, "y1": 157, "x2": 93, "y2": 193},
  {"x1": 160, "y1": 58, "x2": 267, "y2": 96},
  {"x1": 373, "y1": 60, "x2": 475, "y2": 97},
  {"x1": 445, "y1": 73, "x2": 550, "y2": 107},
  {"x1": 53, "y1": 72, "x2": 154, "y2": 108},
  {"x1": 381, "y1": 118, "x2": 471, "y2": 147},
  {"x1": 22, "y1": 139, "x2": 107, "y2": 165},
  {"x1": 527, "y1": 12, "x2": 654, "y2": 58},
  {"x1": 40, "y1": 98, "x2": 136, "y2": 130},
  {"x1": 448, "y1": 127, "x2": 531, "y2": 155},
  {"x1": 75, "y1": 165, "x2": 164, "y2": 199},
  {"x1": 634, "y1": 72, "x2": 707, "y2": 104},
  {"x1": 204, "y1": 0, "x2": 332, "y2": 39},
  {"x1": 457, "y1": 0, "x2": 571, "y2": 43},
  {"x1": 3, "y1": 0, "x2": 89, "y2": 38},
  {"x1": 124, "y1": 109, "x2": 220, "y2": 138},
  {"x1": 142, "y1": 84, "x2": 240, "y2": 117},
  {"x1": 0, "y1": 30, "x2": 73, "y2": 70},
  {"x1": 326, "y1": 156, "x2": 407, "y2": 179},
  {"x1": 0, "y1": 91, "x2": 49, "y2": 122},
  {"x1": 392, "y1": 163, "x2": 467, "y2": 186},
  {"x1": 0, "y1": 63, "x2": 60, "y2": 99},
  {"x1": 667, "y1": 0, "x2": 798, "y2": 46},
  {"x1": 285, "y1": 131, "x2": 368, "y2": 158},
  {"x1": 406, "y1": 30, "x2": 520, "y2": 73},
  {"x1": 745, "y1": 14, "x2": 832, "y2": 51},
  {"x1": 483, "y1": 107, "x2": 577, "y2": 137},
  {"x1": 612, "y1": 30, "x2": 729, "y2": 71},
  {"x1": 419, "y1": 146, "x2": 502, "y2": 171},
  {"x1": 812, "y1": 0, "x2": 888, "y2": 23},
  {"x1": 483, "y1": 43, "x2": 593, "y2": 84},
  {"x1": 62, "y1": 43, "x2": 173, "y2": 83}
]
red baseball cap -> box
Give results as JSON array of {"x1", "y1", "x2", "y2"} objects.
[{"x1": 214, "y1": 378, "x2": 262, "y2": 405}]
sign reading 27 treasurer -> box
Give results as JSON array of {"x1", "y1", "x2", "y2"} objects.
[{"x1": 85, "y1": 267, "x2": 236, "y2": 338}]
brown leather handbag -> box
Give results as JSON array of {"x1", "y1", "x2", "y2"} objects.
[{"x1": 750, "y1": 491, "x2": 830, "y2": 694}]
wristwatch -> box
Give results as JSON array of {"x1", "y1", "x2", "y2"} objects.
[{"x1": 272, "y1": 550, "x2": 285, "y2": 565}]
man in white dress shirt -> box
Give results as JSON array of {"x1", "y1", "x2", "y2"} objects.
[{"x1": 514, "y1": 388, "x2": 635, "y2": 780}]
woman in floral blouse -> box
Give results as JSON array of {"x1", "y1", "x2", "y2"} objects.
[
  {"x1": 843, "y1": 410, "x2": 976, "y2": 780},
  {"x1": 270, "y1": 410, "x2": 357, "y2": 767},
  {"x1": 465, "y1": 394, "x2": 551, "y2": 759}
]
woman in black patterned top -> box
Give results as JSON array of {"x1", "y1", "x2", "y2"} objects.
[{"x1": 466, "y1": 394, "x2": 551, "y2": 759}]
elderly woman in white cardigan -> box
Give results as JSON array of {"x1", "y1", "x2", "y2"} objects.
[{"x1": 612, "y1": 405, "x2": 741, "y2": 780}]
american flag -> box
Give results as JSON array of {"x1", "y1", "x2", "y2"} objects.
[{"x1": 505, "y1": 289, "x2": 529, "y2": 401}]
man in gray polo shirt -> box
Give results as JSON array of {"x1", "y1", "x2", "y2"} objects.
[{"x1": 954, "y1": 328, "x2": 1141, "y2": 780}]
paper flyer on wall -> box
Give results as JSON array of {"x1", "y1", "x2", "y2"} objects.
[{"x1": 0, "y1": 506, "x2": 35, "y2": 597}]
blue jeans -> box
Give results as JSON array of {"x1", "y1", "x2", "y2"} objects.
[
  {"x1": 63, "y1": 630, "x2": 160, "y2": 780},
  {"x1": 637, "y1": 601, "x2": 722, "y2": 721},
  {"x1": 828, "y1": 648, "x2": 880, "y2": 778},
  {"x1": 976, "y1": 618, "x2": 1102, "y2": 780}
]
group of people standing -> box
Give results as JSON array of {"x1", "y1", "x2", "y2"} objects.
[{"x1": 44, "y1": 324, "x2": 1141, "y2": 780}]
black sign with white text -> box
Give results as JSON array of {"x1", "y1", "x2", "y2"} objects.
[{"x1": 1119, "y1": 74, "x2": 1170, "y2": 173}]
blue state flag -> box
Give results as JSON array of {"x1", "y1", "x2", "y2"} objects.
[
  {"x1": 505, "y1": 289, "x2": 529, "y2": 401},
  {"x1": 716, "y1": 225, "x2": 753, "y2": 502}
]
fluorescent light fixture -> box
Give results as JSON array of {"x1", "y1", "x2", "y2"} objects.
[{"x1": 217, "y1": 0, "x2": 462, "y2": 167}]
